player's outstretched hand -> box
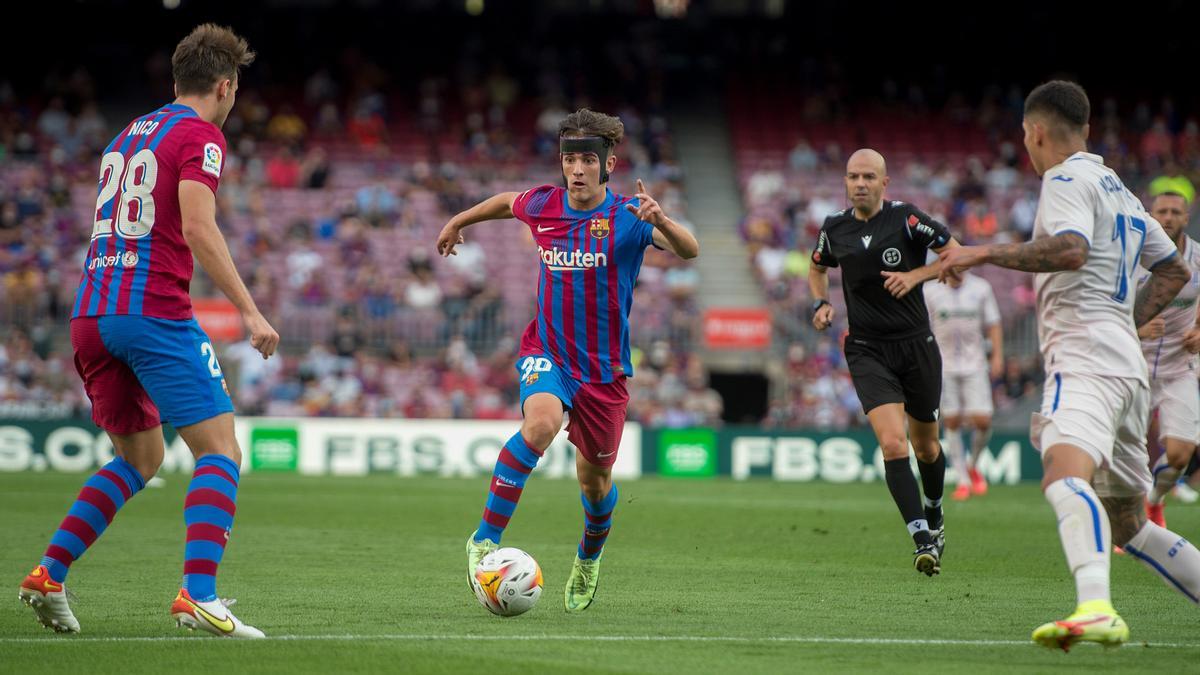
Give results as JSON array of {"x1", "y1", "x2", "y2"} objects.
[
  {"x1": 813, "y1": 304, "x2": 835, "y2": 331},
  {"x1": 245, "y1": 311, "x2": 279, "y2": 360},
  {"x1": 937, "y1": 245, "x2": 986, "y2": 282},
  {"x1": 436, "y1": 222, "x2": 465, "y2": 257},
  {"x1": 1139, "y1": 317, "x2": 1167, "y2": 341},
  {"x1": 1183, "y1": 327, "x2": 1200, "y2": 353},
  {"x1": 880, "y1": 270, "x2": 919, "y2": 298},
  {"x1": 626, "y1": 179, "x2": 667, "y2": 227}
]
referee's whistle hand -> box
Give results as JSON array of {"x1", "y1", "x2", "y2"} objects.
[
  {"x1": 880, "y1": 270, "x2": 917, "y2": 298},
  {"x1": 812, "y1": 305, "x2": 834, "y2": 330}
]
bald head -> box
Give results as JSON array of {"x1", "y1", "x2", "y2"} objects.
[
  {"x1": 847, "y1": 148, "x2": 887, "y2": 176},
  {"x1": 845, "y1": 148, "x2": 890, "y2": 219}
]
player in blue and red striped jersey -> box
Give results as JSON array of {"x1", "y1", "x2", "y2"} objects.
[
  {"x1": 18, "y1": 25, "x2": 277, "y2": 638},
  {"x1": 438, "y1": 108, "x2": 700, "y2": 611}
]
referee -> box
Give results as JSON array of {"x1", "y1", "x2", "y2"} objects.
[{"x1": 809, "y1": 148, "x2": 961, "y2": 576}]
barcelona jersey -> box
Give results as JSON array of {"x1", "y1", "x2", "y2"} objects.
[
  {"x1": 73, "y1": 103, "x2": 226, "y2": 320},
  {"x1": 513, "y1": 185, "x2": 657, "y2": 384}
]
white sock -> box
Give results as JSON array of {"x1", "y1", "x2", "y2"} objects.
[
  {"x1": 1150, "y1": 455, "x2": 1182, "y2": 505},
  {"x1": 969, "y1": 426, "x2": 992, "y2": 464},
  {"x1": 1125, "y1": 522, "x2": 1200, "y2": 604},
  {"x1": 1044, "y1": 478, "x2": 1111, "y2": 605},
  {"x1": 945, "y1": 429, "x2": 970, "y2": 485}
]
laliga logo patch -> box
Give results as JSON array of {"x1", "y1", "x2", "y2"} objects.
[
  {"x1": 202, "y1": 142, "x2": 223, "y2": 178},
  {"x1": 122, "y1": 251, "x2": 139, "y2": 268},
  {"x1": 589, "y1": 217, "x2": 610, "y2": 239},
  {"x1": 882, "y1": 248, "x2": 902, "y2": 267}
]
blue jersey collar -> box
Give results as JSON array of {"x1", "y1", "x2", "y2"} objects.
[{"x1": 563, "y1": 188, "x2": 614, "y2": 217}]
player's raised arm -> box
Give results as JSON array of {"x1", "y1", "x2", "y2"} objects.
[
  {"x1": 437, "y1": 191, "x2": 522, "y2": 256},
  {"x1": 631, "y1": 179, "x2": 699, "y2": 260},
  {"x1": 180, "y1": 179, "x2": 279, "y2": 358},
  {"x1": 938, "y1": 233, "x2": 1089, "y2": 282}
]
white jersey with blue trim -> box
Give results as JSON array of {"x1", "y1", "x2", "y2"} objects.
[
  {"x1": 1137, "y1": 235, "x2": 1200, "y2": 379},
  {"x1": 1033, "y1": 151, "x2": 1177, "y2": 380}
]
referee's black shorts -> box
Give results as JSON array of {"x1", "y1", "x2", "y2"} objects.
[{"x1": 844, "y1": 333, "x2": 942, "y2": 422}]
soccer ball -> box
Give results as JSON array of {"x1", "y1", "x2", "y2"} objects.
[{"x1": 472, "y1": 547, "x2": 543, "y2": 617}]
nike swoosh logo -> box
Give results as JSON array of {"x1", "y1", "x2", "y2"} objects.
[
  {"x1": 537, "y1": 225, "x2": 554, "y2": 233},
  {"x1": 1050, "y1": 175, "x2": 1074, "y2": 182},
  {"x1": 190, "y1": 600, "x2": 235, "y2": 633},
  {"x1": 596, "y1": 451, "x2": 616, "y2": 458}
]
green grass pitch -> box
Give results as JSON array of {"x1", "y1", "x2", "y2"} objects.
[{"x1": 2, "y1": 472, "x2": 1198, "y2": 673}]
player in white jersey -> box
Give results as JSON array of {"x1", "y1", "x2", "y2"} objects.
[
  {"x1": 924, "y1": 272, "x2": 1003, "y2": 500},
  {"x1": 1134, "y1": 190, "x2": 1200, "y2": 526},
  {"x1": 939, "y1": 81, "x2": 1200, "y2": 651}
]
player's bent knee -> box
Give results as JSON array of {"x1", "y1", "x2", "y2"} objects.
[
  {"x1": 521, "y1": 415, "x2": 560, "y2": 450},
  {"x1": 913, "y1": 441, "x2": 940, "y2": 463},
  {"x1": 128, "y1": 457, "x2": 163, "y2": 482},
  {"x1": 879, "y1": 438, "x2": 908, "y2": 460},
  {"x1": 1166, "y1": 442, "x2": 1196, "y2": 469}
]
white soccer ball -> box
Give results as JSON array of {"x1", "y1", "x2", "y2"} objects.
[{"x1": 472, "y1": 547, "x2": 543, "y2": 617}]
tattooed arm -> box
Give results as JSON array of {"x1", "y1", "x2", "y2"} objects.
[
  {"x1": 1133, "y1": 255, "x2": 1190, "y2": 328},
  {"x1": 1100, "y1": 496, "x2": 1147, "y2": 548},
  {"x1": 982, "y1": 232, "x2": 1089, "y2": 272},
  {"x1": 938, "y1": 232, "x2": 1088, "y2": 281}
]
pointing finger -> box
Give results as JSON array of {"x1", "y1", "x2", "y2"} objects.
[{"x1": 637, "y1": 178, "x2": 646, "y2": 195}]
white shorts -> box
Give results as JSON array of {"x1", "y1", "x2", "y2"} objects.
[
  {"x1": 1030, "y1": 372, "x2": 1151, "y2": 497},
  {"x1": 941, "y1": 370, "x2": 993, "y2": 417},
  {"x1": 1151, "y1": 373, "x2": 1200, "y2": 446}
]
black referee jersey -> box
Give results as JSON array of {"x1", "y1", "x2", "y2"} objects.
[{"x1": 811, "y1": 201, "x2": 952, "y2": 340}]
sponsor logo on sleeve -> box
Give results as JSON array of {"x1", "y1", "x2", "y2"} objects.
[
  {"x1": 202, "y1": 143, "x2": 223, "y2": 178},
  {"x1": 907, "y1": 214, "x2": 936, "y2": 239}
]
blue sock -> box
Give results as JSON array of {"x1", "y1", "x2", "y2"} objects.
[
  {"x1": 578, "y1": 485, "x2": 618, "y2": 560},
  {"x1": 476, "y1": 433, "x2": 542, "y2": 544},
  {"x1": 40, "y1": 457, "x2": 145, "y2": 583},
  {"x1": 182, "y1": 455, "x2": 240, "y2": 603}
]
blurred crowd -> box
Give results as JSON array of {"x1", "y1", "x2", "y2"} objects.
[
  {"x1": 733, "y1": 84, "x2": 1197, "y2": 427},
  {"x1": 6, "y1": 62, "x2": 1198, "y2": 430},
  {"x1": 0, "y1": 56, "x2": 717, "y2": 427}
]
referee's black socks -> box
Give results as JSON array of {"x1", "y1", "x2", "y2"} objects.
[
  {"x1": 884, "y1": 457, "x2": 932, "y2": 546},
  {"x1": 918, "y1": 447, "x2": 946, "y2": 529}
]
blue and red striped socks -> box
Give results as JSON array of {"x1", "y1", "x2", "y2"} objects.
[
  {"x1": 578, "y1": 486, "x2": 617, "y2": 560},
  {"x1": 40, "y1": 457, "x2": 146, "y2": 583},
  {"x1": 182, "y1": 454, "x2": 240, "y2": 603},
  {"x1": 475, "y1": 433, "x2": 543, "y2": 544}
]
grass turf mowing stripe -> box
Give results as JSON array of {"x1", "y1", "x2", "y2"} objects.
[{"x1": 2, "y1": 634, "x2": 1199, "y2": 648}]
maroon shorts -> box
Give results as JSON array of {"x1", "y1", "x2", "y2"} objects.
[
  {"x1": 565, "y1": 379, "x2": 630, "y2": 468},
  {"x1": 71, "y1": 317, "x2": 160, "y2": 434},
  {"x1": 517, "y1": 354, "x2": 630, "y2": 467}
]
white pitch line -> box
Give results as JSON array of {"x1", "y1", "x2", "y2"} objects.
[{"x1": 0, "y1": 634, "x2": 1198, "y2": 649}]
